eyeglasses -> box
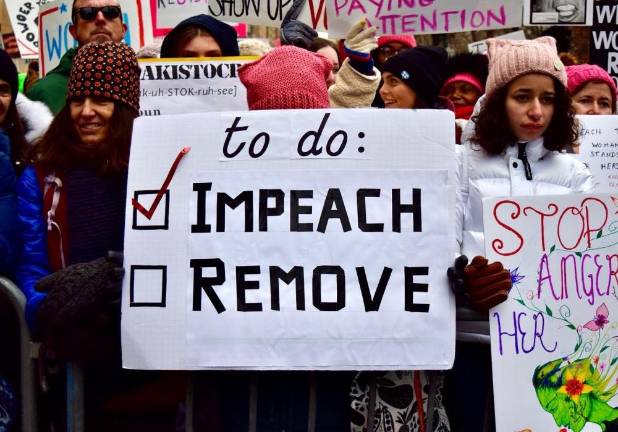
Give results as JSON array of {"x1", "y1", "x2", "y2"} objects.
[{"x1": 72, "y1": 6, "x2": 122, "y2": 22}]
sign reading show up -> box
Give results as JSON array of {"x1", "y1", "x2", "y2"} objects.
[{"x1": 121, "y1": 109, "x2": 457, "y2": 370}]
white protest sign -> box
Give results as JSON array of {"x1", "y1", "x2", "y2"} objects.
[
  {"x1": 122, "y1": 109, "x2": 456, "y2": 370},
  {"x1": 38, "y1": 0, "x2": 153, "y2": 76},
  {"x1": 576, "y1": 115, "x2": 618, "y2": 193},
  {"x1": 326, "y1": 0, "x2": 523, "y2": 39},
  {"x1": 467, "y1": 30, "x2": 526, "y2": 54},
  {"x1": 139, "y1": 57, "x2": 255, "y2": 116},
  {"x1": 5, "y1": 0, "x2": 48, "y2": 59},
  {"x1": 524, "y1": 0, "x2": 593, "y2": 26},
  {"x1": 205, "y1": 0, "x2": 327, "y2": 30},
  {"x1": 485, "y1": 194, "x2": 618, "y2": 432},
  {"x1": 149, "y1": 0, "x2": 248, "y2": 37}
]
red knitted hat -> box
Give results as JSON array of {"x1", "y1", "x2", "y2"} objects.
[
  {"x1": 67, "y1": 41, "x2": 140, "y2": 112},
  {"x1": 239, "y1": 46, "x2": 331, "y2": 110},
  {"x1": 442, "y1": 73, "x2": 484, "y2": 94},
  {"x1": 567, "y1": 64, "x2": 617, "y2": 106},
  {"x1": 378, "y1": 35, "x2": 417, "y2": 49}
]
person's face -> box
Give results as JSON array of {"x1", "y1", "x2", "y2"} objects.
[
  {"x1": 0, "y1": 79, "x2": 12, "y2": 125},
  {"x1": 505, "y1": 73, "x2": 556, "y2": 142},
  {"x1": 376, "y1": 42, "x2": 407, "y2": 68},
  {"x1": 440, "y1": 81, "x2": 482, "y2": 106},
  {"x1": 179, "y1": 34, "x2": 222, "y2": 57},
  {"x1": 70, "y1": 97, "x2": 114, "y2": 149},
  {"x1": 316, "y1": 46, "x2": 339, "y2": 88},
  {"x1": 571, "y1": 81, "x2": 614, "y2": 115},
  {"x1": 69, "y1": 0, "x2": 126, "y2": 45},
  {"x1": 379, "y1": 72, "x2": 416, "y2": 109}
]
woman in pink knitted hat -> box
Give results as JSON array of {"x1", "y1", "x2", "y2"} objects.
[
  {"x1": 567, "y1": 64, "x2": 617, "y2": 115},
  {"x1": 448, "y1": 36, "x2": 594, "y2": 431}
]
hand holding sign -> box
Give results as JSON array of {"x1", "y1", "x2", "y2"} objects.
[{"x1": 463, "y1": 256, "x2": 512, "y2": 312}]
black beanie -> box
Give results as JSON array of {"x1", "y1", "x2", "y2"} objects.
[
  {"x1": 0, "y1": 49, "x2": 18, "y2": 103},
  {"x1": 382, "y1": 46, "x2": 448, "y2": 108},
  {"x1": 160, "y1": 15, "x2": 239, "y2": 58}
]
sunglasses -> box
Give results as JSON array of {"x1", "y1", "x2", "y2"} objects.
[{"x1": 72, "y1": 6, "x2": 122, "y2": 22}]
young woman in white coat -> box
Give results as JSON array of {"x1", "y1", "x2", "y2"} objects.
[{"x1": 448, "y1": 36, "x2": 595, "y2": 431}]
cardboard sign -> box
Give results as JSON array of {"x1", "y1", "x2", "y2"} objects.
[
  {"x1": 467, "y1": 30, "x2": 526, "y2": 54},
  {"x1": 121, "y1": 109, "x2": 457, "y2": 370},
  {"x1": 576, "y1": 115, "x2": 618, "y2": 193},
  {"x1": 205, "y1": 0, "x2": 326, "y2": 29},
  {"x1": 486, "y1": 194, "x2": 618, "y2": 432},
  {"x1": 326, "y1": 0, "x2": 523, "y2": 39},
  {"x1": 589, "y1": 0, "x2": 618, "y2": 85},
  {"x1": 5, "y1": 0, "x2": 47, "y2": 59},
  {"x1": 138, "y1": 57, "x2": 255, "y2": 116},
  {"x1": 38, "y1": 0, "x2": 153, "y2": 76},
  {"x1": 524, "y1": 0, "x2": 593, "y2": 26},
  {"x1": 149, "y1": 0, "x2": 247, "y2": 38}
]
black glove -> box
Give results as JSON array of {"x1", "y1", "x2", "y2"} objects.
[
  {"x1": 447, "y1": 255, "x2": 468, "y2": 303},
  {"x1": 36, "y1": 252, "x2": 124, "y2": 362},
  {"x1": 280, "y1": 0, "x2": 317, "y2": 49}
]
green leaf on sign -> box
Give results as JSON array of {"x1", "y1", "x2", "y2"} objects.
[
  {"x1": 575, "y1": 252, "x2": 582, "y2": 258},
  {"x1": 601, "y1": 345, "x2": 610, "y2": 353},
  {"x1": 611, "y1": 357, "x2": 618, "y2": 366},
  {"x1": 567, "y1": 324, "x2": 576, "y2": 330},
  {"x1": 545, "y1": 305, "x2": 553, "y2": 317},
  {"x1": 597, "y1": 229, "x2": 603, "y2": 239},
  {"x1": 550, "y1": 245, "x2": 556, "y2": 254},
  {"x1": 515, "y1": 298, "x2": 525, "y2": 306}
]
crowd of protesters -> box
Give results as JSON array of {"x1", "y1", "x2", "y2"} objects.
[{"x1": 0, "y1": 0, "x2": 616, "y2": 430}]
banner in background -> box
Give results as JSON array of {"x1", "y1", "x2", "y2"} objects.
[
  {"x1": 138, "y1": 57, "x2": 254, "y2": 116},
  {"x1": 5, "y1": 0, "x2": 45, "y2": 58},
  {"x1": 326, "y1": 0, "x2": 523, "y2": 39},
  {"x1": 150, "y1": 0, "x2": 247, "y2": 38},
  {"x1": 38, "y1": 0, "x2": 152, "y2": 76},
  {"x1": 122, "y1": 109, "x2": 457, "y2": 370},
  {"x1": 589, "y1": 0, "x2": 618, "y2": 85},
  {"x1": 576, "y1": 115, "x2": 618, "y2": 193},
  {"x1": 486, "y1": 194, "x2": 618, "y2": 432},
  {"x1": 524, "y1": 0, "x2": 593, "y2": 26}
]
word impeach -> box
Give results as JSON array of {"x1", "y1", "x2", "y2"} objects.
[{"x1": 326, "y1": 0, "x2": 523, "y2": 38}]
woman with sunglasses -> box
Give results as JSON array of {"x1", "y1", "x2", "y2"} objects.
[{"x1": 26, "y1": 0, "x2": 126, "y2": 114}]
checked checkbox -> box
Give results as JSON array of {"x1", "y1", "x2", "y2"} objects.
[
  {"x1": 129, "y1": 265, "x2": 167, "y2": 307},
  {"x1": 132, "y1": 190, "x2": 170, "y2": 230}
]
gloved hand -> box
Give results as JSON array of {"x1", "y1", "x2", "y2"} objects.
[
  {"x1": 463, "y1": 256, "x2": 512, "y2": 312},
  {"x1": 280, "y1": 0, "x2": 317, "y2": 49},
  {"x1": 447, "y1": 255, "x2": 468, "y2": 302},
  {"x1": 343, "y1": 19, "x2": 377, "y2": 75},
  {"x1": 36, "y1": 252, "x2": 125, "y2": 362}
]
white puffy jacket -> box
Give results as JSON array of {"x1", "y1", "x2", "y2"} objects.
[{"x1": 456, "y1": 137, "x2": 595, "y2": 259}]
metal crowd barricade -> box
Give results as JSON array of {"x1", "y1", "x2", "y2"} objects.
[{"x1": 0, "y1": 276, "x2": 38, "y2": 432}]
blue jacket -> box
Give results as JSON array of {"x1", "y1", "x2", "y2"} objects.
[
  {"x1": 0, "y1": 130, "x2": 17, "y2": 276},
  {"x1": 15, "y1": 166, "x2": 50, "y2": 332}
]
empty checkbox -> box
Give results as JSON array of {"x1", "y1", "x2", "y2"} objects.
[{"x1": 130, "y1": 265, "x2": 167, "y2": 307}]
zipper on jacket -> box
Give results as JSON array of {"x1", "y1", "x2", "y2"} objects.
[{"x1": 517, "y1": 142, "x2": 533, "y2": 181}]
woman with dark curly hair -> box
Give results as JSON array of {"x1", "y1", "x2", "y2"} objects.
[{"x1": 448, "y1": 36, "x2": 594, "y2": 431}]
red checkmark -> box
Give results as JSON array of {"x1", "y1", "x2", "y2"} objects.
[{"x1": 131, "y1": 146, "x2": 191, "y2": 220}]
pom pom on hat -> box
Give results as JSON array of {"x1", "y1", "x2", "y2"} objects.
[
  {"x1": 485, "y1": 36, "x2": 567, "y2": 97},
  {"x1": 567, "y1": 64, "x2": 617, "y2": 107},
  {"x1": 67, "y1": 41, "x2": 140, "y2": 112},
  {"x1": 377, "y1": 35, "x2": 417, "y2": 49},
  {"x1": 382, "y1": 46, "x2": 448, "y2": 108},
  {"x1": 239, "y1": 46, "x2": 331, "y2": 110}
]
